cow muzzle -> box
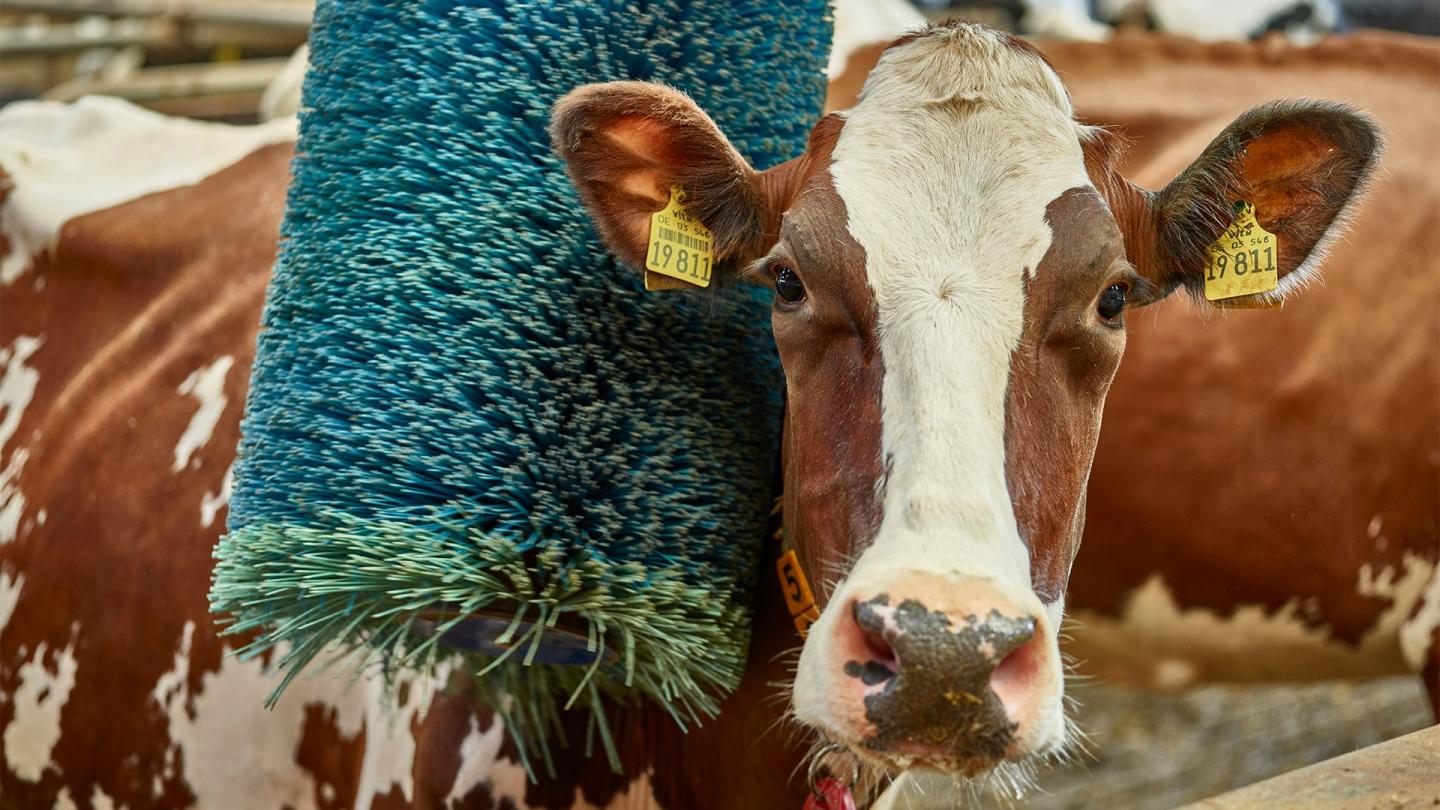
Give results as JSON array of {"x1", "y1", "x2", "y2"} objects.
[{"x1": 792, "y1": 569, "x2": 1063, "y2": 774}]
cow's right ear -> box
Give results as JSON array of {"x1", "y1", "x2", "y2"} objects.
[{"x1": 551, "y1": 81, "x2": 768, "y2": 272}]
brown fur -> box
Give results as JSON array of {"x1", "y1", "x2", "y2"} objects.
[{"x1": 1042, "y1": 31, "x2": 1439, "y2": 709}]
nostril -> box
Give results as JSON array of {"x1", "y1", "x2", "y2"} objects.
[
  {"x1": 844, "y1": 604, "x2": 900, "y2": 686},
  {"x1": 844, "y1": 628, "x2": 898, "y2": 685},
  {"x1": 989, "y1": 623, "x2": 1046, "y2": 723},
  {"x1": 993, "y1": 639, "x2": 1032, "y2": 685},
  {"x1": 860, "y1": 624, "x2": 897, "y2": 668}
]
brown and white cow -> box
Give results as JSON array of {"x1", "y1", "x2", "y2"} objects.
[
  {"x1": 0, "y1": 23, "x2": 1401, "y2": 810},
  {"x1": 551, "y1": 19, "x2": 1380, "y2": 794}
]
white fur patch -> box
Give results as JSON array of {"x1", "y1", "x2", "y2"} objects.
[
  {"x1": 1144, "y1": 0, "x2": 1338, "y2": 41},
  {"x1": 0, "y1": 567, "x2": 25, "y2": 638},
  {"x1": 173, "y1": 356, "x2": 234, "y2": 473},
  {"x1": 1399, "y1": 565, "x2": 1440, "y2": 671},
  {"x1": 4, "y1": 632, "x2": 79, "y2": 781},
  {"x1": 0, "y1": 96, "x2": 295, "y2": 285},
  {"x1": 445, "y1": 713, "x2": 527, "y2": 806},
  {"x1": 91, "y1": 785, "x2": 118, "y2": 810},
  {"x1": 828, "y1": 0, "x2": 925, "y2": 79},
  {"x1": 201, "y1": 463, "x2": 235, "y2": 528},
  {"x1": 151, "y1": 621, "x2": 196, "y2": 713},
  {"x1": 0, "y1": 335, "x2": 41, "y2": 545},
  {"x1": 795, "y1": 24, "x2": 1093, "y2": 756},
  {"x1": 153, "y1": 636, "x2": 391, "y2": 810},
  {"x1": 145, "y1": 633, "x2": 654, "y2": 810},
  {"x1": 441, "y1": 709, "x2": 657, "y2": 809},
  {"x1": 1066, "y1": 552, "x2": 1438, "y2": 687},
  {"x1": 353, "y1": 665, "x2": 438, "y2": 810}
]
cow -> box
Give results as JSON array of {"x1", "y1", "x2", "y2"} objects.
[
  {"x1": 0, "y1": 22, "x2": 1396, "y2": 810},
  {"x1": 548, "y1": 18, "x2": 1382, "y2": 801},
  {"x1": 823, "y1": 26, "x2": 1440, "y2": 724}
]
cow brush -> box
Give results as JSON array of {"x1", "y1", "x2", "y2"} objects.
[{"x1": 210, "y1": 0, "x2": 828, "y2": 777}]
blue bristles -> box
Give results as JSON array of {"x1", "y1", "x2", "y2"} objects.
[{"x1": 211, "y1": 0, "x2": 830, "y2": 773}]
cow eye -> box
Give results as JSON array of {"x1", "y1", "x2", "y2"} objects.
[
  {"x1": 1097, "y1": 283, "x2": 1127, "y2": 323},
  {"x1": 774, "y1": 265, "x2": 806, "y2": 304}
]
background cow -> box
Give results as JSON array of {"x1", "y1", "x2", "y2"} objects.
[{"x1": 1050, "y1": 29, "x2": 1440, "y2": 716}]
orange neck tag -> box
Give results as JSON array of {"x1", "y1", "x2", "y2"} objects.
[{"x1": 777, "y1": 549, "x2": 820, "y2": 638}]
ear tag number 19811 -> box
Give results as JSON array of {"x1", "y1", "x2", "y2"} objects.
[
  {"x1": 645, "y1": 186, "x2": 714, "y2": 289},
  {"x1": 1204, "y1": 200, "x2": 1279, "y2": 302}
]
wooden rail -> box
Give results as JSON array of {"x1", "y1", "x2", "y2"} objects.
[
  {"x1": 1180, "y1": 725, "x2": 1440, "y2": 809},
  {"x1": 0, "y1": 0, "x2": 311, "y2": 28}
]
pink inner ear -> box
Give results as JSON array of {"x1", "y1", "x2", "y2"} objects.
[
  {"x1": 618, "y1": 169, "x2": 668, "y2": 207},
  {"x1": 601, "y1": 118, "x2": 677, "y2": 205},
  {"x1": 604, "y1": 116, "x2": 665, "y2": 154},
  {"x1": 1242, "y1": 125, "x2": 1342, "y2": 223}
]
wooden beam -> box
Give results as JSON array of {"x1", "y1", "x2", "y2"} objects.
[
  {"x1": 42, "y1": 57, "x2": 289, "y2": 103},
  {"x1": 1179, "y1": 726, "x2": 1440, "y2": 809},
  {"x1": 0, "y1": 19, "x2": 168, "y2": 55},
  {"x1": 0, "y1": 0, "x2": 311, "y2": 29}
]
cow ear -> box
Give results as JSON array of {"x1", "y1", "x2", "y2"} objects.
[
  {"x1": 1141, "y1": 101, "x2": 1382, "y2": 303},
  {"x1": 551, "y1": 81, "x2": 769, "y2": 274}
]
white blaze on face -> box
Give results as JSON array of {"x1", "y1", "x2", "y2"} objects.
[
  {"x1": 173, "y1": 356, "x2": 234, "y2": 473},
  {"x1": 828, "y1": 28, "x2": 1088, "y2": 604},
  {"x1": 794, "y1": 25, "x2": 1091, "y2": 757}
]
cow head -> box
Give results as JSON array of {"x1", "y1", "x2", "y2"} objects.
[{"x1": 552, "y1": 22, "x2": 1379, "y2": 785}]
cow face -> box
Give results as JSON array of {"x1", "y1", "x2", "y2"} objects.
[{"x1": 552, "y1": 22, "x2": 1379, "y2": 783}]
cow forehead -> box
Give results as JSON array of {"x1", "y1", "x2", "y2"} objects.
[{"x1": 830, "y1": 25, "x2": 1090, "y2": 311}]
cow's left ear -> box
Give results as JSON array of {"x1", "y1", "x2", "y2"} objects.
[{"x1": 1127, "y1": 101, "x2": 1382, "y2": 304}]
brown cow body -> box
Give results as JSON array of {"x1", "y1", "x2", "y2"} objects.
[
  {"x1": 0, "y1": 27, "x2": 1421, "y2": 810},
  {"x1": 1044, "y1": 32, "x2": 1440, "y2": 709}
]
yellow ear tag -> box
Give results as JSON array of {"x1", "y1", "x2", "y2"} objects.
[
  {"x1": 644, "y1": 186, "x2": 714, "y2": 289},
  {"x1": 777, "y1": 549, "x2": 819, "y2": 638},
  {"x1": 1204, "y1": 200, "x2": 1279, "y2": 302}
]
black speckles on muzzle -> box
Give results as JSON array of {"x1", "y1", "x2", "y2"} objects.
[{"x1": 844, "y1": 594, "x2": 1036, "y2": 760}]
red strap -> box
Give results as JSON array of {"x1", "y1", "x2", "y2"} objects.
[{"x1": 803, "y1": 778, "x2": 857, "y2": 810}]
